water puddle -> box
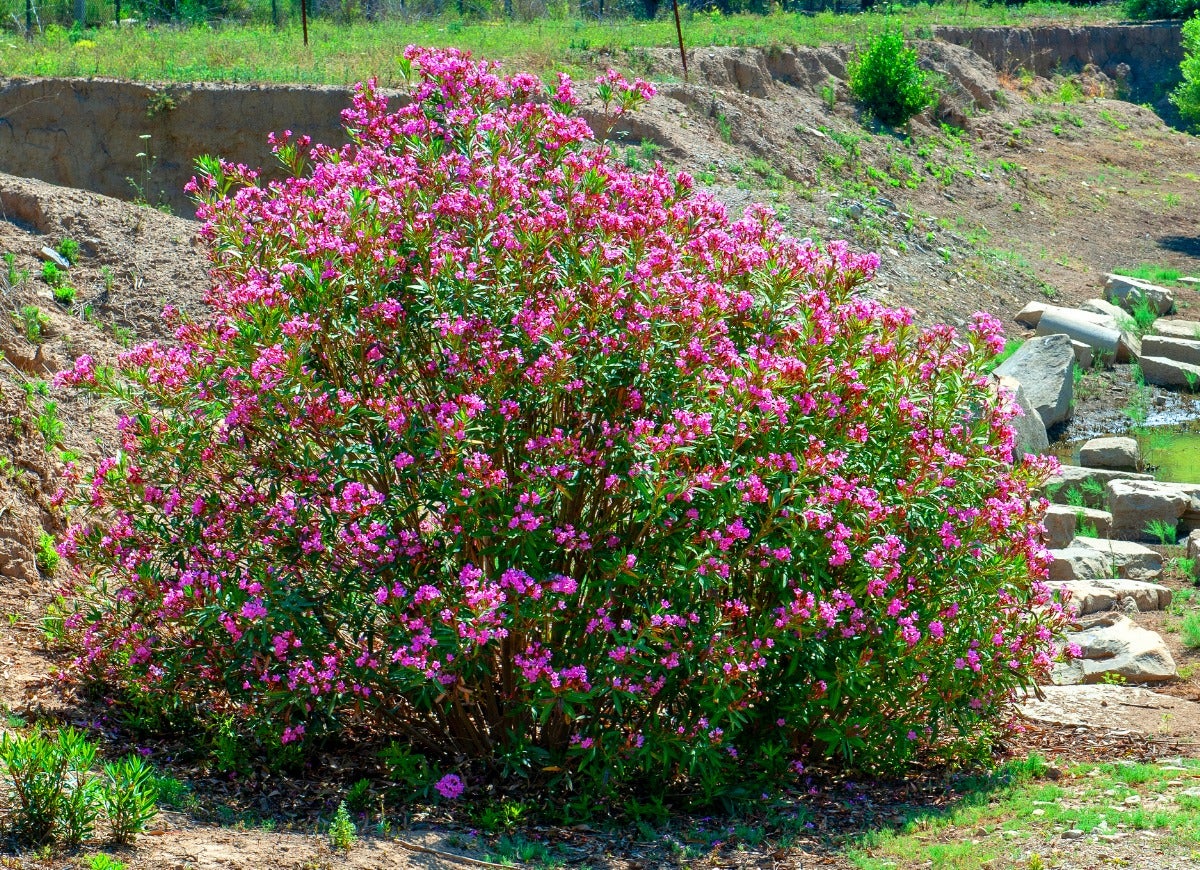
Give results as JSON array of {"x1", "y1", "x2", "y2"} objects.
[{"x1": 1051, "y1": 419, "x2": 1200, "y2": 484}]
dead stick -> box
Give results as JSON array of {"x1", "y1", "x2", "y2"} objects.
[
  {"x1": 394, "y1": 837, "x2": 522, "y2": 869},
  {"x1": 671, "y1": 0, "x2": 687, "y2": 82}
]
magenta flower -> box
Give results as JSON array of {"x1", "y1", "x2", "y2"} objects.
[{"x1": 434, "y1": 774, "x2": 464, "y2": 800}]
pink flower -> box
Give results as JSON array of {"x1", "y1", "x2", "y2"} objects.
[{"x1": 434, "y1": 774, "x2": 464, "y2": 800}]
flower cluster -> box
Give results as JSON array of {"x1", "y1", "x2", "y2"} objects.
[{"x1": 58, "y1": 46, "x2": 1064, "y2": 788}]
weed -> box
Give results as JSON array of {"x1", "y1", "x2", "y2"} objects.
[
  {"x1": 716, "y1": 113, "x2": 732, "y2": 144},
  {"x1": 56, "y1": 238, "x2": 80, "y2": 265},
  {"x1": 1146, "y1": 518, "x2": 1178, "y2": 546},
  {"x1": 0, "y1": 727, "x2": 97, "y2": 845},
  {"x1": 87, "y1": 855, "x2": 127, "y2": 870},
  {"x1": 41, "y1": 261, "x2": 65, "y2": 287},
  {"x1": 1064, "y1": 486, "x2": 1085, "y2": 508},
  {"x1": 1130, "y1": 295, "x2": 1158, "y2": 335},
  {"x1": 345, "y1": 777, "x2": 372, "y2": 813},
  {"x1": 35, "y1": 532, "x2": 59, "y2": 575},
  {"x1": 328, "y1": 800, "x2": 357, "y2": 851},
  {"x1": 821, "y1": 77, "x2": 837, "y2": 111},
  {"x1": 37, "y1": 400, "x2": 64, "y2": 447},
  {"x1": 1182, "y1": 612, "x2": 1200, "y2": 648},
  {"x1": 18, "y1": 305, "x2": 49, "y2": 344}
]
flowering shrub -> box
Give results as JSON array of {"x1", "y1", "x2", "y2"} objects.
[{"x1": 57, "y1": 47, "x2": 1065, "y2": 792}]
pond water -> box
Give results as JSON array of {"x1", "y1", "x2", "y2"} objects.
[{"x1": 1051, "y1": 421, "x2": 1200, "y2": 484}]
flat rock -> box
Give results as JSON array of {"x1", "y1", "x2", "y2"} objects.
[
  {"x1": 1079, "y1": 436, "x2": 1142, "y2": 472},
  {"x1": 1052, "y1": 613, "x2": 1177, "y2": 685},
  {"x1": 1142, "y1": 335, "x2": 1200, "y2": 367},
  {"x1": 1152, "y1": 319, "x2": 1200, "y2": 341},
  {"x1": 1106, "y1": 273, "x2": 1175, "y2": 316},
  {"x1": 1036, "y1": 310, "x2": 1137, "y2": 364},
  {"x1": 1107, "y1": 479, "x2": 1200, "y2": 541},
  {"x1": 1072, "y1": 535, "x2": 1164, "y2": 580},
  {"x1": 994, "y1": 333, "x2": 1075, "y2": 429},
  {"x1": 1042, "y1": 505, "x2": 1112, "y2": 548},
  {"x1": 1048, "y1": 578, "x2": 1172, "y2": 614},
  {"x1": 1139, "y1": 355, "x2": 1200, "y2": 389},
  {"x1": 1019, "y1": 685, "x2": 1200, "y2": 737},
  {"x1": 1079, "y1": 298, "x2": 1129, "y2": 321}
]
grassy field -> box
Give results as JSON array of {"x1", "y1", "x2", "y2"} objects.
[{"x1": 0, "y1": 2, "x2": 1125, "y2": 84}]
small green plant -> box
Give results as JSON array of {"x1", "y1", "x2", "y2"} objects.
[
  {"x1": 1181, "y1": 612, "x2": 1200, "y2": 648},
  {"x1": 716, "y1": 112, "x2": 732, "y2": 144},
  {"x1": 1065, "y1": 486, "x2": 1086, "y2": 508},
  {"x1": 1146, "y1": 518, "x2": 1178, "y2": 546},
  {"x1": 1171, "y1": 556, "x2": 1197, "y2": 577},
  {"x1": 56, "y1": 238, "x2": 80, "y2": 265},
  {"x1": 328, "y1": 800, "x2": 357, "y2": 851},
  {"x1": 344, "y1": 777, "x2": 373, "y2": 813},
  {"x1": 100, "y1": 755, "x2": 159, "y2": 845},
  {"x1": 1100, "y1": 671, "x2": 1128, "y2": 685},
  {"x1": 41, "y1": 261, "x2": 65, "y2": 287},
  {"x1": 18, "y1": 304, "x2": 49, "y2": 344},
  {"x1": 821, "y1": 77, "x2": 837, "y2": 111},
  {"x1": 87, "y1": 854, "x2": 128, "y2": 870},
  {"x1": 3, "y1": 251, "x2": 25, "y2": 289},
  {"x1": 53, "y1": 284, "x2": 76, "y2": 306},
  {"x1": 848, "y1": 26, "x2": 936, "y2": 126},
  {"x1": 37, "y1": 400, "x2": 64, "y2": 447},
  {"x1": 36, "y1": 532, "x2": 59, "y2": 575},
  {"x1": 1130, "y1": 295, "x2": 1159, "y2": 336},
  {"x1": 101, "y1": 266, "x2": 116, "y2": 293}
]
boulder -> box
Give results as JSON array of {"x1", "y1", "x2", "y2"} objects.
[
  {"x1": 1045, "y1": 465, "x2": 1154, "y2": 509},
  {"x1": 1106, "y1": 273, "x2": 1175, "y2": 316},
  {"x1": 1042, "y1": 505, "x2": 1112, "y2": 548},
  {"x1": 1052, "y1": 613, "x2": 1176, "y2": 685},
  {"x1": 1035, "y1": 310, "x2": 1137, "y2": 364},
  {"x1": 994, "y1": 333, "x2": 1075, "y2": 429},
  {"x1": 1187, "y1": 530, "x2": 1200, "y2": 579},
  {"x1": 1048, "y1": 546, "x2": 1112, "y2": 581},
  {"x1": 1078, "y1": 436, "x2": 1142, "y2": 472},
  {"x1": 1048, "y1": 578, "x2": 1173, "y2": 614},
  {"x1": 1015, "y1": 302, "x2": 1117, "y2": 330},
  {"x1": 1107, "y1": 479, "x2": 1200, "y2": 540},
  {"x1": 995, "y1": 374, "x2": 1049, "y2": 461},
  {"x1": 1152, "y1": 319, "x2": 1200, "y2": 341},
  {"x1": 1071, "y1": 536, "x2": 1163, "y2": 580},
  {"x1": 1141, "y1": 335, "x2": 1200, "y2": 367},
  {"x1": 1139, "y1": 355, "x2": 1200, "y2": 389}
]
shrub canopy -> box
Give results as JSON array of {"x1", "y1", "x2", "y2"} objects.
[
  {"x1": 847, "y1": 26, "x2": 935, "y2": 127},
  {"x1": 59, "y1": 47, "x2": 1064, "y2": 795}
]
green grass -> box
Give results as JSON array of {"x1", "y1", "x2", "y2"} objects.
[
  {"x1": 0, "y1": 3, "x2": 1122, "y2": 85},
  {"x1": 1113, "y1": 263, "x2": 1192, "y2": 287},
  {"x1": 847, "y1": 757, "x2": 1200, "y2": 869}
]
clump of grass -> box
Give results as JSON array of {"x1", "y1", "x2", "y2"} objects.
[
  {"x1": 1146, "y1": 518, "x2": 1178, "y2": 546},
  {"x1": 1114, "y1": 264, "x2": 1187, "y2": 286},
  {"x1": 1182, "y1": 612, "x2": 1200, "y2": 648}
]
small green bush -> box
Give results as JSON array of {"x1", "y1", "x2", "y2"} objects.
[
  {"x1": 53, "y1": 284, "x2": 77, "y2": 306},
  {"x1": 1126, "y1": 0, "x2": 1200, "y2": 20},
  {"x1": 848, "y1": 26, "x2": 936, "y2": 126},
  {"x1": 1173, "y1": 13, "x2": 1200, "y2": 128},
  {"x1": 1181, "y1": 612, "x2": 1200, "y2": 648},
  {"x1": 0, "y1": 729, "x2": 158, "y2": 846},
  {"x1": 328, "y1": 800, "x2": 356, "y2": 851}
]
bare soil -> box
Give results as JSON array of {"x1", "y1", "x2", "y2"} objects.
[{"x1": 1, "y1": 39, "x2": 1200, "y2": 869}]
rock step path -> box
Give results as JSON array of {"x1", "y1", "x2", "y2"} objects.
[
  {"x1": 1042, "y1": 504, "x2": 1113, "y2": 549},
  {"x1": 1049, "y1": 537, "x2": 1163, "y2": 582},
  {"x1": 1047, "y1": 578, "x2": 1173, "y2": 615},
  {"x1": 1020, "y1": 685, "x2": 1200, "y2": 738}
]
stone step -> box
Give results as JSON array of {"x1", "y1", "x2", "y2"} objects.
[
  {"x1": 1047, "y1": 578, "x2": 1173, "y2": 615},
  {"x1": 1107, "y1": 479, "x2": 1200, "y2": 540},
  {"x1": 1045, "y1": 465, "x2": 1154, "y2": 509},
  {"x1": 1139, "y1": 355, "x2": 1200, "y2": 389},
  {"x1": 1153, "y1": 319, "x2": 1200, "y2": 341},
  {"x1": 1142, "y1": 334, "x2": 1200, "y2": 367},
  {"x1": 1079, "y1": 436, "x2": 1142, "y2": 473},
  {"x1": 1043, "y1": 504, "x2": 1113, "y2": 549},
  {"x1": 1071, "y1": 536, "x2": 1163, "y2": 580},
  {"x1": 1051, "y1": 613, "x2": 1176, "y2": 685}
]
